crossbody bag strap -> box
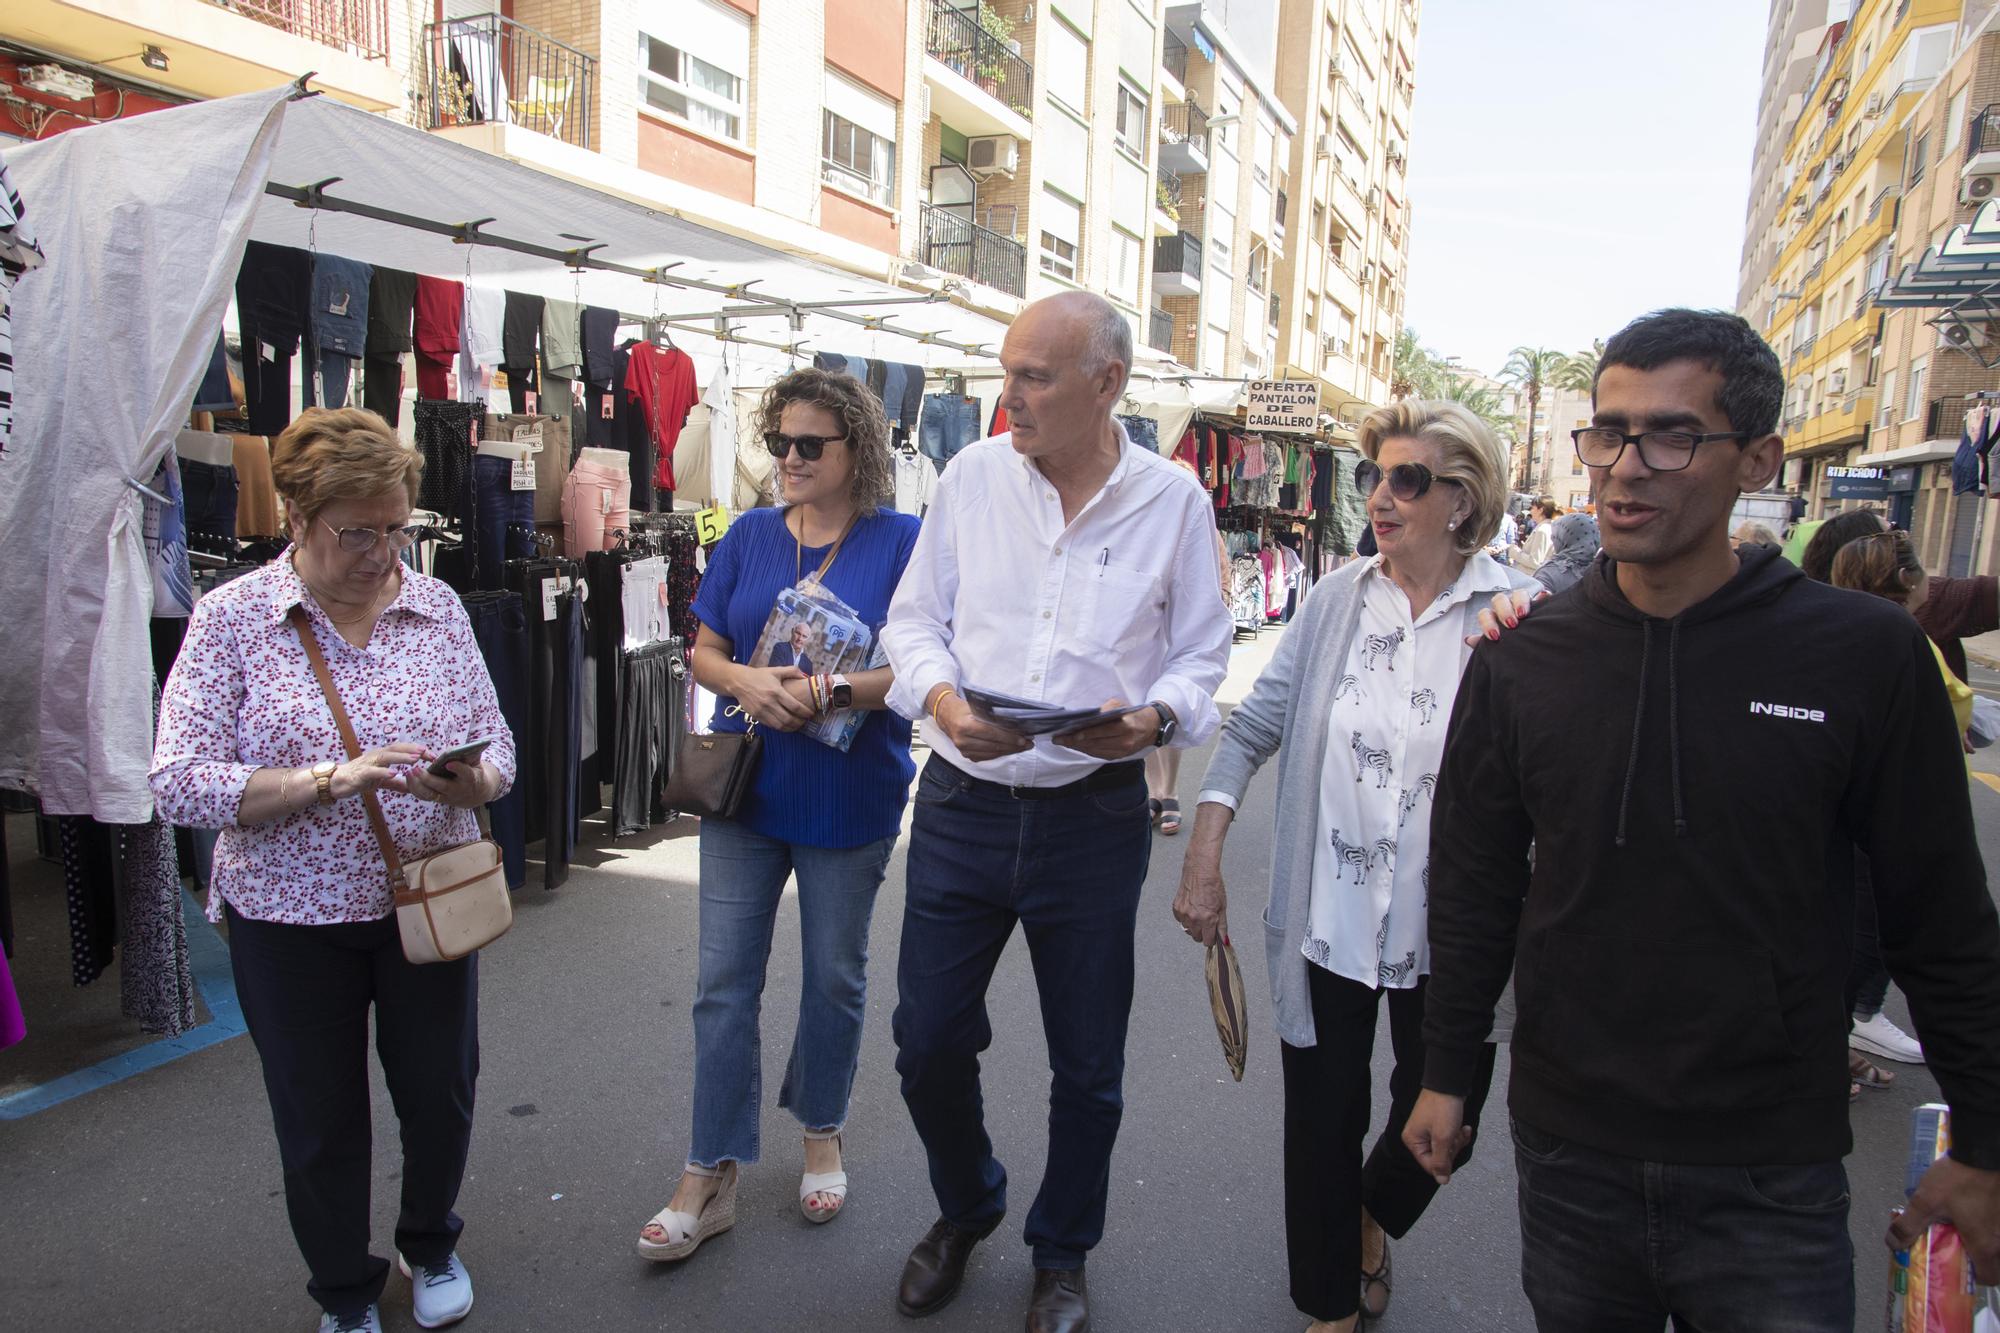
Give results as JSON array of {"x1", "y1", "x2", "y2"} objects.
[
  {"x1": 812, "y1": 511, "x2": 860, "y2": 581},
  {"x1": 287, "y1": 606, "x2": 408, "y2": 891}
]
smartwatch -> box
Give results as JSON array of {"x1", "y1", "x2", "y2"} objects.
[
  {"x1": 312, "y1": 760, "x2": 338, "y2": 806},
  {"x1": 1149, "y1": 701, "x2": 1178, "y2": 749}
]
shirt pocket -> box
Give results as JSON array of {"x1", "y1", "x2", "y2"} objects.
[{"x1": 1075, "y1": 562, "x2": 1164, "y2": 656}]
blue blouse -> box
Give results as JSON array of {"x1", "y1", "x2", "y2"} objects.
[{"x1": 692, "y1": 505, "x2": 922, "y2": 848}]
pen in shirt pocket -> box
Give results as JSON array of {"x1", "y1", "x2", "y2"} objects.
[{"x1": 1097, "y1": 548, "x2": 1110, "y2": 576}]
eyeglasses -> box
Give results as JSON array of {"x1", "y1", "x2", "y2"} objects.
[
  {"x1": 764, "y1": 432, "x2": 847, "y2": 461},
  {"x1": 321, "y1": 517, "x2": 422, "y2": 553},
  {"x1": 1354, "y1": 459, "x2": 1452, "y2": 501},
  {"x1": 1572, "y1": 427, "x2": 1754, "y2": 473}
]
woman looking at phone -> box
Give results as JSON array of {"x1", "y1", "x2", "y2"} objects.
[
  {"x1": 151, "y1": 407, "x2": 514, "y2": 1333},
  {"x1": 637, "y1": 368, "x2": 921, "y2": 1260}
]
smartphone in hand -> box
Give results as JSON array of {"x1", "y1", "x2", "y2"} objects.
[{"x1": 428, "y1": 737, "x2": 495, "y2": 778}]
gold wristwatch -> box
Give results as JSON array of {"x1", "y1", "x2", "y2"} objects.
[{"x1": 312, "y1": 761, "x2": 337, "y2": 806}]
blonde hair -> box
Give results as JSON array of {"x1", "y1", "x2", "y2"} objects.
[
  {"x1": 270, "y1": 407, "x2": 423, "y2": 526},
  {"x1": 1356, "y1": 399, "x2": 1509, "y2": 557}
]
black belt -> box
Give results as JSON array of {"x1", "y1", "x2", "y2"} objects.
[{"x1": 931, "y1": 755, "x2": 1143, "y2": 802}]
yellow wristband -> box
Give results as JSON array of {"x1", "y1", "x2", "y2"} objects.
[{"x1": 929, "y1": 686, "x2": 958, "y2": 720}]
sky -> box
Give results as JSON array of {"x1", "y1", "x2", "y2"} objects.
[{"x1": 1401, "y1": 0, "x2": 1768, "y2": 377}]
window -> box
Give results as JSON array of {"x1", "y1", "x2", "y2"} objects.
[
  {"x1": 1040, "y1": 190, "x2": 1081, "y2": 281},
  {"x1": 1570, "y1": 456, "x2": 1584, "y2": 476},
  {"x1": 1115, "y1": 81, "x2": 1148, "y2": 157},
  {"x1": 1879, "y1": 370, "x2": 1898, "y2": 428},
  {"x1": 638, "y1": 0, "x2": 749, "y2": 141},
  {"x1": 1247, "y1": 244, "x2": 1268, "y2": 294},
  {"x1": 1304, "y1": 292, "x2": 1317, "y2": 330},
  {"x1": 821, "y1": 71, "x2": 898, "y2": 207},
  {"x1": 1911, "y1": 132, "x2": 1931, "y2": 187},
  {"x1": 1906, "y1": 355, "x2": 1928, "y2": 421},
  {"x1": 1044, "y1": 17, "x2": 1089, "y2": 116},
  {"x1": 1327, "y1": 303, "x2": 1354, "y2": 358},
  {"x1": 1108, "y1": 228, "x2": 1142, "y2": 307},
  {"x1": 1945, "y1": 87, "x2": 1970, "y2": 156}
]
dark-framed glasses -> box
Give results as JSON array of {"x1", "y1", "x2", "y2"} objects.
[
  {"x1": 764, "y1": 431, "x2": 847, "y2": 461},
  {"x1": 1572, "y1": 427, "x2": 1753, "y2": 473},
  {"x1": 321, "y1": 517, "x2": 422, "y2": 553},
  {"x1": 1354, "y1": 459, "x2": 1450, "y2": 501}
]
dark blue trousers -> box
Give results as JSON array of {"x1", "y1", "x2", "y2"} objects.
[{"x1": 892, "y1": 756, "x2": 1151, "y2": 1270}]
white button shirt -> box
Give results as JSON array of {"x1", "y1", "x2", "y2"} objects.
[
  {"x1": 1305, "y1": 553, "x2": 1511, "y2": 989},
  {"x1": 883, "y1": 424, "x2": 1233, "y2": 787}
]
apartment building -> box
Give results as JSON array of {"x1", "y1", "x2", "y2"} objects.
[
  {"x1": 1268, "y1": 0, "x2": 1418, "y2": 415},
  {"x1": 1740, "y1": 0, "x2": 1840, "y2": 334},
  {"x1": 1852, "y1": 11, "x2": 2000, "y2": 576},
  {"x1": 1517, "y1": 385, "x2": 1594, "y2": 511},
  {"x1": 1744, "y1": 0, "x2": 1965, "y2": 512}
]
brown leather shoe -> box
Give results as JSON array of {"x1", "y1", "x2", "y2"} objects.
[
  {"x1": 1026, "y1": 1264, "x2": 1089, "y2": 1333},
  {"x1": 896, "y1": 1215, "x2": 1001, "y2": 1318}
]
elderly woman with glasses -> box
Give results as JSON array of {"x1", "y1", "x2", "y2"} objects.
[
  {"x1": 636, "y1": 367, "x2": 921, "y2": 1263},
  {"x1": 151, "y1": 407, "x2": 514, "y2": 1333},
  {"x1": 1173, "y1": 400, "x2": 1535, "y2": 1333}
]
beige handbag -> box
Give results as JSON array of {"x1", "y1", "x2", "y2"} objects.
[{"x1": 290, "y1": 608, "x2": 512, "y2": 964}]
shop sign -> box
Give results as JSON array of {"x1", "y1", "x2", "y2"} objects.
[
  {"x1": 1245, "y1": 379, "x2": 1321, "y2": 433},
  {"x1": 1888, "y1": 466, "x2": 1920, "y2": 493},
  {"x1": 695, "y1": 504, "x2": 732, "y2": 546},
  {"x1": 1825, "y1": 465, "x2": 1889, "y2": 500}
]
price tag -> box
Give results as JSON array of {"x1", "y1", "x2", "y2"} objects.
[
  {"x1": 600, "y1": 394, "x2": 615, "y2": 420},
  {"x1": 312, "y1": 371, "x2": 325, "y2": 403},
  {"x1": 328, "y1": 291, "x2": 350, "y2": 317},
  {"x1": 601, "y1": 489, "x2": 614, "y2": 515},
  {"x1": 446, "y1": 365, "x2": 460, "y2": 399},
  {"x1": 542, "y1": 577, "x2": 558, "y2": 621},
  {"x1": 258, "y1": 340, "x2": 275, "y2": 363},
  {"x1": 524, "y1": 390, "x2": 538, "y2": 414},
  {"x1": 695, "y1": 504, "x2": 731, "y2": 546},
  {"x1": 511, "y1": 424, "x2": 544, "y2": 447},
  {"x1": 571, "y1": 379, "x2": 585, "y2": 407},
  {"x1": 511, "y1": 457, "x2": 536, "y2": 491}
]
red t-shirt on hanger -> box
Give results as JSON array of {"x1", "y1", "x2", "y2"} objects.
[{"x1": 626, "y1": 342, "x2": 698, "y2": 493}]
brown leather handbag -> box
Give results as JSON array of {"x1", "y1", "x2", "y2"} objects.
[
  {"x1": 290, "y1": 608, "x2": 512, "y2": 964},
  {"x1": 659, "y1": 710, "x2": 761, "y2": 819}
]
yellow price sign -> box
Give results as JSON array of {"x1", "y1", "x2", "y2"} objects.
[{"x1": 694, "y1": 504, "x2": 732, "y2": 546}]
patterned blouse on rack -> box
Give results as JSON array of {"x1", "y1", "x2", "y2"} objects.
[
  {"x1": 150, "y1": 554, "x2": 516, "y2": 926},
  {"x1": 1305, "y1": 552, "x2": 1512, "y2": 989}
]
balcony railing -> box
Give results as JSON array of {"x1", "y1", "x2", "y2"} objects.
[
  {"x1": 1153, "y1": 228, "x2": 1203, "y2": 282},
  {"x1": 424, "y1": 14, "x2": 595, "y2": 149},
  {"x1": 1972, "y1": 103, "x2": 2000, "y2": 160},
  {"x1": 1163, "y1": 31, "x2": 1189, "y2": 84},
  {"x1": 1156, "y1": 167, "x2": 1183, "y2": 218},
  {"x1": 218, "y1": 0, "x2": 390, "y2": 62},
  {"x1": 1148, "y1": 307, "x2": 1173, "y2": 354},
  {"x1": 1162, "y1": 100, "x2": 1211, "y2": 158},
  {"x1": 1926, "y1": 395, "x2": 1971, "y2": 442},
  {"x1": 925, "y1": 1, "x2": 1034, "y2": 113},
  {"x1": 1867, "y1": 182, "x2": 1901, "y2": 222},
  {"x1": 919, "y1": 202, "x2": 1027, "y2": 297}
]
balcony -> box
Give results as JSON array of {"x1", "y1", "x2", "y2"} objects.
[
  {"x1": 1148, "y1": 307, "x2": 1174, "y2": 354},
  {"x1": 1160, "y1": 100, "x2": 1210, "y2": 175},
  {"x1": 1866, "y1": 182, "x2": 1901, "y2": 222},
  {"x1": 1162, "y1": 32, "x2": 1188, "y2": 87},
  {"x1": 1972, "y1": 103, "x2": 2000, "y2": 160},
  {"x1": 224, "y1": 0, "x2": 390, "y2": 60},
  {"x1": 919, "y1": 202, "x2": 1027, "y2": 298},
  {"x1": 1152, "y1": 229, "x2": 1203, "y2": 297},
  {"x1": 423, "y1": 14, "x2": 595, "y2": 149},
  {"x1": 924, "y1": 0, "x2": 1034, "y2": 138},
  {"x1": 1153, "y1": 168, "x2": 1183, "y2": 237},
  {"x1": 1926, "y1": 395, "x2": 1971, "y2": 443}
]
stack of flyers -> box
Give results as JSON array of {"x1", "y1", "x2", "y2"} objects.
[
  {"x1": 1888, "y1": 1103, "x2": 1999, "y2": 1332},
  {"x1": 962, "y1": 686, "x2": 1149, "y2": 736},
  {"x1": 750, "y1": 580, "x2": 878, "y2": 752}
]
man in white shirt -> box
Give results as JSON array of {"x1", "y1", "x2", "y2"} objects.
[{"x1": 882, "y1": 291, "x2": 1232, "y2": 1333}]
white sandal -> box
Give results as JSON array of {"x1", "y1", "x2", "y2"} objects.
[
  {"x1": 636, "y1": 1161, "x2": 737, "y2": 1262},
  {"x1": 799, "y1": 1129, "x2": 848, "y2": 1224}
]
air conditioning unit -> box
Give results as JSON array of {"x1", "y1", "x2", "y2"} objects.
[
  {"x1": 1963, "y1": 173, "x2": 2000, "y2": 205},
  {"x1": 1829, "y1": 368, "x2": 1848, "y2": 393},
  {"x1": 1941, "y1": 317, "x2": 1995, "y2": 351},
  {"x1": 1865, "y1": 92, "x2": 1886, "y2": 116},
  {"x1": 966, "y1": 135, "x2": 1020, "y2": 178},
  {"x1": 1315, "y1": 133, "x2": 1331, "y2": 158},
  {"x1": 1366, "y1": 186, "x2": 1381, "y2": 211},
  {"x1": 1831, "y1": 150, "x2": 1851, "y2": 175}
]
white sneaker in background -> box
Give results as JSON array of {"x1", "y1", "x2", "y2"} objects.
[{"x1": 1851, "y1": 1012, "x2": 1925, "y2": 1065}]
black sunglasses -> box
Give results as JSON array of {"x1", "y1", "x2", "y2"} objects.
[
  {"x1": 764, "y1": 431, "x2": 848, "y2": 461},
  {"x1": 1354, "y1": 459, "x2": 1452, "y2": 502}
]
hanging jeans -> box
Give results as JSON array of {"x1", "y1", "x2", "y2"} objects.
[
  {"x1": 180, "y1": 459, "x2": 239, "y2": 542},
  {"x1": 918, "y1": 394, "x2": 982, "y2": 473},
  {"x1": 227, "y1": 905, "x2": 479, "y2": 1321},
  {"x1": 462, "y1": 591, "x2": 530, "y2": 889},
  {"x1": 562, "y1": 456, "x2": 633, "y2": 557},
  {"x1": 471, "y1": 456, "x2": 537, "y2": 591}
]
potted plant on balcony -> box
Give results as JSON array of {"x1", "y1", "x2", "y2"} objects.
[
  {"x1": 1156, "y1": 179, "x2": 1179, "y2": 223},
  {"x1": 976, "y1": 6, "x2": 1014, "y2": 97}
]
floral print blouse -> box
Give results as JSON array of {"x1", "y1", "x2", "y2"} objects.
[{"x1": 150, "y1": 554, "x2": 515, "y2": 925}]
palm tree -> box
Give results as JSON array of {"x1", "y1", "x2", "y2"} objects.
[
  {"x1": 1439, "y1": 374, "x2": 1519, "y2": 444},
  {"x1": 1553, "y1": 338, "x2": 1605, "y2": 393},
  {"x1": 1392, "y1": 326, "x2": 1447, "y2": 401},
  {"x1": 1499, "y1": 346, "x2": 1565, "y2": 490}
]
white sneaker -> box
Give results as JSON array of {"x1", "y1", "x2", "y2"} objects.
[
  {"x1": 1852, "y1": 1012, "x2": 1925, "y2": 1065},
  {"x1": 318, "y1": 1307, "x2": 382, "y2": 1333},
  {"x1": 398, "y1": 1251, "x2": 475, "y2": 1329}
]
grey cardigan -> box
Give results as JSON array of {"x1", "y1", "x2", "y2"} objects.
[{"x1": 1200, "y1": 555, "x2": 1533, "y2": 1048}]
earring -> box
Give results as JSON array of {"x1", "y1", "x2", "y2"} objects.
[{"x1": 1448, "y1": 519, "x2": 1458, "y2": 530}]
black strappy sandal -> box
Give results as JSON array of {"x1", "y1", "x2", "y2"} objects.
[{"x1": 1360, "y1": 1237, "x2": 1392, "y2": 1321}]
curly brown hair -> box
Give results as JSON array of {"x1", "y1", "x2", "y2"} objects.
[
  {"x1": 756, "y1": 367, "x2": 893, "y2": 512},
  {"x1": 1830, "y1": 528, "x2": 1924, "y2": 603}
]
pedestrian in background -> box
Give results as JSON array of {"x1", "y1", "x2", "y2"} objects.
[
  {"x1": 1513, "y1": 496, "x2": 1559, "y2": 572},
  {"x1": 1832, "y1": 528, "x2": 1975, "y2": 743},
  {"x1": 1530, "y1": 512, "x2": 1600, "y2": 597},
  {"x1": 1174, "y1": 399, "x2": 1535, "y2": 1333},
  {"x1": 1732, "y1": 520, "x2": 1779, "y2": 548},
  {"x1": 636, "y1": 368, "x2": 920, "y2": 1261},
  {"x1": 151, "y1": 408, "x2": 514, "y2": 1333},
  {"x1": 1406, "y1": 308, "x2": 2000, "y2": 1331},
  {"x1": 881, "y1": 291, "x2": 1231, "y2": 1333}
]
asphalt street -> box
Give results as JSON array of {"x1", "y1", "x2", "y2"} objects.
[{"x1": 1, "y1": 629, "x2": 1994, "y2": 1331}]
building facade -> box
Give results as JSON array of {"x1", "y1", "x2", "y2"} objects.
[{"x1": 1740, "y1": 0, "x2": 1841, "y2": 334}]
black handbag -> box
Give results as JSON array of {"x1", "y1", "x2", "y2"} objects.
[{"x1": 660, "y1": 713, "x2": 761, "y2": 819}]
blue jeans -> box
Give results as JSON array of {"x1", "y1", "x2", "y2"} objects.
[
  {"x1": 689, "y1": 819, "x2": 895, "y2": 1166},
  {"x1": 1512, "y1": 1118, "x2": 1853, "y2": 1332},
  {"x1": 918, "y1": 394, "x2": 983, "y2": 472},
  {"x1": 892, "y1": 757, "x2": 1152, "y2": 1270},
  {"x1": 471, "y1": 455, "x2": 536, "y2": 591}
]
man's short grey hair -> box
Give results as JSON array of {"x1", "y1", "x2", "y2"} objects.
[{"x1": 1084, "y1": 298, "x2": 1134, "y2": 395}]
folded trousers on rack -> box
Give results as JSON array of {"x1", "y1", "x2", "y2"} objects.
[
  {"x1": 461, "y1": 591, "x2": 530, "y2": 890},
  {"x1": 471, "y1": 456, "x2": 537, "y2": 592}
]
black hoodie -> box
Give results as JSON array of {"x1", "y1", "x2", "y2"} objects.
[{"x1": 1422, "y1": 544, "x2": 2000, "y2": 1167}]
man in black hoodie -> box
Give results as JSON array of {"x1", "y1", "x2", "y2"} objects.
[{"x1": 1404, "y1": 309, "x2": 2000, "y2": 1330}]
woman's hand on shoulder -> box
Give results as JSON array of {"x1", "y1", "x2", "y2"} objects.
[{"x1": 1464, "y1": 588, "x2": 1547, "y2": 648}]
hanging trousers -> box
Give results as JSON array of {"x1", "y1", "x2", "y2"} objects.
[
  {"x1": 227, "y1": 905, "x2": 478, "y2": 1319},
  {"x1": 1279, "y1": 964, "x2": 1498, "y2": 1322},
  {"x1": 462, "y1": 591, "x2": 530, "y2": 890},
  {"x1": 613, "y1": 640, "x2": 684, "y2": 834}
]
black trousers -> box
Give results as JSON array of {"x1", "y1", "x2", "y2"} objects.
[
  {"x1": 1280, "y1": 964, "x2": 1497, "y2": 1322},
  {"x1": 227, "y1": 906, "x2": 480, "y2": 1317}
]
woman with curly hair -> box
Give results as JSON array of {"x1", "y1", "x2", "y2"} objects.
[{"x1": 637, "y1": 367, "x2": 920, "y2": 1262}]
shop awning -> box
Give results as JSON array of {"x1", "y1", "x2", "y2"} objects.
[{"x1": 1854, "y1": 441, "x2": 1959, "y2": 467}]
